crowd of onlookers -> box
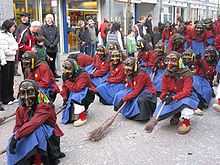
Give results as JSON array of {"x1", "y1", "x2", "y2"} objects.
[{"x1": 0, "y1": 13, "x2": 60, "y2": 110}]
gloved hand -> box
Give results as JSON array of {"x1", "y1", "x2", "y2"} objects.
[
  {"x1": 48, "y1": 90, "x2": 57, "y2": 102},
  {"x1": 114, "y1": 99, "x2": 124, "y2": 111},
  {"x1": 9, "y1": 136, "x2": 17, "y2": 154},
  {"x1": 162, "y1": 95, "x2": 173, "y2": 105}
]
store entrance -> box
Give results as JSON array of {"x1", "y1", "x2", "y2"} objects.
[{"x1": 67, "y1": 10, "x2": 97, "y2": 52}]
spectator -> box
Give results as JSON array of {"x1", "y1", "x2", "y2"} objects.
[
  {"x1": 15, "y1": 12, "x2": 30, "y2": 76},
  {"x1": 87, "y1": 19, "x2": 97, "y2": 56},
  {"x1": 126, "y1": 28, "x2": 137, "y2": 56},
  {"x1": 34, "y1": 35, "x2": 51, "y2": 62},
  {"x1": 107, "y1": 22, "x2": 124, "y2": 51},
  {"x1": 78, "y1": 20, "x2": 90, "y2": 54},
  {"x1": 134, "y1": 16, "x2": 146, "y2": 40},
  {"x1": 0, "y1": 19, "x2": 18, "y2": 105},
  {"x1": 144, "y1": 14, "x2": 153, "y2": 35},
  {"x1": 152, "y1": 26, "x2": 162, "y2": 48},
  {"x1": 17, "y1": 20, "x2": 41, "y2": 76},
  {"x1": 42, "y1": 14, "x2": 60, "y2": 78},
  {"x1": 99, "y1": 18, "x2": 109, "y2": 46}
]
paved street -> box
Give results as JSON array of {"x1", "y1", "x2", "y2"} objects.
[{"x1": 1, "y1": 57, "x2": 220, "y2": 165}]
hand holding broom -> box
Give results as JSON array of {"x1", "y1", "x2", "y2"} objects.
[{"x1": 88, "y1": 101, "x2": 126, "y2": 142}]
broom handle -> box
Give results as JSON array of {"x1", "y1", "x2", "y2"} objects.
[
  {"x1": 0, "y1": 112, "x2": 16, "y2": 124},
  {"x1": 0, "y1": 149, "x2": 6, "y2": 155},
  {"x1": 112, "y1": 102, "x2": 126, "y2": 120},
  {"x1": 155, "y1": 102, "x2": 165, "y2": 120}
]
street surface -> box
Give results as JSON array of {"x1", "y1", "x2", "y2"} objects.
[{"x1": 0, "y1": 56, "x2": 220, "y2": 165}]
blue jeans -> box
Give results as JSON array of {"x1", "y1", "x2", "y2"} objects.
[{"x1": 86, "y1": 43, "x2": 96, "y2": 56}]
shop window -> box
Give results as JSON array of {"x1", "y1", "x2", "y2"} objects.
[{"x1": 67, "y1": 0, "x2": 98, "y2": 52}]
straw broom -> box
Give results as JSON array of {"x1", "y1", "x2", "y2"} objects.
[{"x1": 88, "y1": 102, "x2": 126, "y2": 142}]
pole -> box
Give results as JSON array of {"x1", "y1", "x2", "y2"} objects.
[
  {"x1": 159, "y1": 0, "x2": 162, "y2": 22},
  {"x1": 218, "y1": 0, "x2": 220, "y2": 17}
]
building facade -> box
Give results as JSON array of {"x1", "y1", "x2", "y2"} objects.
[{"x1": 1, "y1": 0, "x2": 220, "y2": 55}]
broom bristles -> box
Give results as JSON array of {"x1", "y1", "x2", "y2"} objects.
[{"x1": 88, "y1": 103, "x2": 125, "y2": 142}]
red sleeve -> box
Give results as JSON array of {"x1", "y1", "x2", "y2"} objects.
[
  {"x1": 60, "y1": 83, "x2": 69, "y2": 101},
  {"x1": 15, "y1": 104, "x2": 51, "y2": 139},
  {"x1": 160, "y1": 75, "x2": 169, "y2": 100},
  {"x1": 37, "y1": 64, "x2": 55, "y2": 88},
  {"x1": 77, "y1": 55, "x2": 93, "y2": 67},
  {"x1": 65, "y1": 73, "x2": 90, "y2": 92},
  {"x1": 172, "y1": 76, "x2": 193, "y2": 100},
  {"x1": 144, "y1": 73, "x2": 156, "y2": 95},
  {"x1": 123, "y1": 73, "x2": 153, "y2": 101},
  {"x1": 162, "y1": 31, "x2": 166, "y2": 43},
  {"x1": 107, "y1": 65, "x2": 125, "y2": 83},
  {"x1": 18, "y1": 34, "x2": 32, "y2": 52},
  {"x1": 13, "y1": 107, "x2": 24, "y2": 133},
  {"x1": 92, "y1": 62, "x2": 109, "y2": 77}
]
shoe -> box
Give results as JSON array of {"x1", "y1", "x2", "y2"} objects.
[
  {"x1": 194, "y1": 108, "x2": 204, "y2": 116},
  {"x1": 15, "y1": 73, "x2": 21, "y2": 76},
  {"x1": 8, "y1": 99, "x2": 19, "y2": 105},
  {"x1": 213, "y1": 103, "x2": 220, "y2": 112},
  {"x1": 0, "y1": 106, "x2": 5, "y2": 111},
  {"x1": 177, "y1": 118, "x2": 191, "y2": 135},
  {"x1": 144, "y1": 117, "x2": 158, "y2": 133},
  {"x1": 58, "y1": 152, "x2": 66, "y2": 159},
  {"x1": 73, "y1": 112, "x2": 87, "y2": 127},
  {"x1": 170, "y1": 114, "x2": 180, "y2": 126},
  {"x1": 55, "y1": 74, "x2": 61, "y2": 78}
]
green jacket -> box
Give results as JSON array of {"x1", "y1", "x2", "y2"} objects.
[{"x1": 126, "y1": 35, "x2": 137, "y2": 54}]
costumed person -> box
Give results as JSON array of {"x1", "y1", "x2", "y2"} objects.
[
  {"x1": 162, "y1": 22, "x2": 172, "y2": 51},
  {"x1": 194, "y1": 46, "x2": 218, "y2": 94},
  {"x1": 96, "y1": 50, "x2": 126, "y2": 105},
  {"x1": 7, "y1": 80, "x2": 64, "y2": 165},
  {"x1": 150, "y1": 41, "x2": 167, "y2": 95},
  {"x1": 168, "y1": 33, "x2": 186, "y2": 53},
  {"x1": 113, "y1": 57, "x2": 157, "y2": 121},
  {"x1": 84, "y1": 45, "x2": 110, "y2": 87},
  {"x1": 188, "y1": 22, "x2": 206, "y2": 56},
  {"x1": 136, "y1": 39, "x2": 155, "y2": 74},
  {"x1": 60, "y1": 59, "x2": 95, "y2": 126},
  {"x1": 182, "y1": 49, "x2": 212, "y2": 115},
  {"x1": 22, "y1": 51, "x2": 60, "y2": 102},
  {"x1": 204, "y1": 18, "x2": 215, "y2": 46},
  {"x1": 67, "y1": 52, "x2": 93, "y2": 68},
  {"x1": 144, "y1": 51, "x2": 200, "y2": 134}
]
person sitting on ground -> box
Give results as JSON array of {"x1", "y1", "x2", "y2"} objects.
[
  {"x1": 61, "y1": 58, "x2": 95, "y2": 126},
  {"x1": 113, "y1": 57, "x2": 157, "y2": 121},
  {"x1": 7, "y1": 80, "x2": 64, "y2": 165},
  {"x1": 22, "y1": 51, "x2": 60, "y2": 102}
]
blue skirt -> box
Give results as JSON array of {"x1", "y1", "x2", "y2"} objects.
[
  {"x1": 7, "y1": 124, "x2": 54, "y2": 165},
  {"x1": 153, "y1": 92, "x2": 199, "y2": 120},
  {"x1": 96, "y1": 82, "x2": 126, "y2": 105},
  {"x1": 62, "y1": 88, "x2": 88, "y2": 124},
  {"x1": 91, "y1": 73, "x2": 109, "y2": 87},
  {"x1": 113, "y1": 88, "x2": 156, "y2": 119},
  {"x1": 84, "y1": 64, "x2": 95, "y2": 74},
  {"x1": 152, "y1": 69, "x2": 166, "y2": 92},
  {"x1": 216, "y1": 60, "x2": 220, "y2": 73},
  {"x1": 193, "y1": 75, "x2": 212, "y2": 104},
  {"x1": 191, "y1": 40, "x2": 205, "y2": 56},
  {"x1": 207, "y1": 37, "x2": 214, "y2": 46}
]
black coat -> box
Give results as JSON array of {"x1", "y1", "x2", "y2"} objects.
[
  {"x1": 41, "y1": 24, "x2": 60, "y2": 53},
  {"x1": 15, "y1": 23, "x2": 30, "y2": 40}
]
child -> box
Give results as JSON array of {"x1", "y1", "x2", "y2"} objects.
[{"x1": 126, "y1": 29, "x2": 137, "y2": 57}]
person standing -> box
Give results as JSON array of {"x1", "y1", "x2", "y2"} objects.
[
  {"x1": 78, "y1": 20, "x2": 90, "y2": 54},
  {"x1": 0, "y1": 19, "x2": 18, "y2": 105},
  {"x1": 42, "y1": 14, "x2": 60, "y2": 78},
  {"x1": 17, "y1": 20, "x2": 41, "y2": 77},
  {"x1": 15, "y1": 13, "x2": 30, "y2": 76},
  {"x1": 86, "y1": 19, "x2": 97, "y2": 56}
]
